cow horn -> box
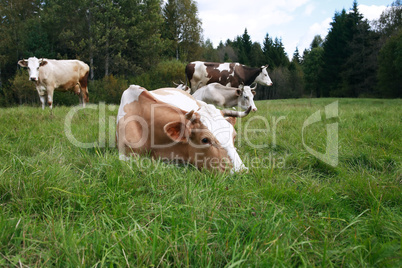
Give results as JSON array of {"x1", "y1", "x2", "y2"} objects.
[
  {"x1": 185, "y1": 110, "x2": 195, "y2": 120},
  {"x1": 250, "y1": 83, "x2": 257, "y2": 91},
  {"x1": 221, "y1": 106, "x2": 252, "y2": 118},
  {"x1": 180, "y1": 80, "x2": 185, "y2": 84},
  {"x1": 173, "y1": 81, "x2": 179, "y2": 86}
]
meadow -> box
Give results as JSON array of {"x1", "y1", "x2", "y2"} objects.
[{"x1": 0, "y1": 98, "x2": 400, "y2": 267}]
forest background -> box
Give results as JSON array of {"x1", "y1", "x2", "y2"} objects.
[{"x1": 0, "y1": 0, "x2": 401, "y2": 106}]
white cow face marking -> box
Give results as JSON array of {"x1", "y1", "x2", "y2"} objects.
[
  {"x1": 18, "y1": 57, "x2": 47, "y2": 82},
  {"x1": 239, "y1": 86, "x2": 257, "y2": 112},
  {"x1": 255, "y1": 66, "x2": 273, "y2": 86},
  {"x1": 198, "y1": 104, "x2": 247, "y2": 172}
]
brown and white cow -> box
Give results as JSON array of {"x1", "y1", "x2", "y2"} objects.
[
  {"x1": 192, "y1": 83, "x2": 258, "y2": 111},
  {"x1": 185, "y1": 61, "x2": 273, "y2": 93},
  {"x1": 116, "y1": 85, "x2": 251, "y2": 172},
  {"x1": 18, "y1": 57, "x2": 89, "y2": 109}
]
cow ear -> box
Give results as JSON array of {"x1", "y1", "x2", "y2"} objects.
[
  {"x1": 39, "y1": 59, "x2": 48, "y2": 67},
  {"x1": 251, "y1": 90, "x2": 256, "y2": 96},
  {"x1": 164, "y1": 121, "x2": 190, "y2": 143},
  {"x1": 225, "y1": 117, "x2": 237, "y2": 126},
  {"x1": 18, "y1": 60, "x2": 28, "y2": 67},
  {"x1": 235, "y1": 89, "x2": 242, "y2": 96}
]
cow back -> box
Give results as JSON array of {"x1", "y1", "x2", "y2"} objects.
[{"x1": 39, "y1": 59, "x2": 89, "y2": 90}]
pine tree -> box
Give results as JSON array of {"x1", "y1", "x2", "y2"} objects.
[
  {"x1": 262, "y1": 34, "x2": 275, "y2": 67},
  {"x1": 303, "y1": 46, "x2": 324, "y2": 97},
  {"x1": 377, "y1": 30, "x2": 402, "y2": 97},
  {"x1": 375, "y1": 1, "x2": 402, "y2": 97},
  {"x1": 321, "y1": 9, "x2": 354, "y2": 96},
  {"x1": 292, "y1": 47, "x2": 301, "y2": 64}
]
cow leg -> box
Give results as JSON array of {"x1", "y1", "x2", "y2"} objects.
[
  {"x1": 79, "y1": 85, "x2": 86, "y2": 108},
  {"x1": 36, "y1": 86, "x2": 47, "y2": 109},
  {"x1": 75, "y1": 83, "x2": 87, "y2": 107},
  {"x1": 82, "y1": 88, "x2": 87, "y2": 108},
  {"x1": 47, "y1": 89, "x2": 54, "y2": 109},
  {"x1": 79, "y1": 71, "x2": 89, "y2": 107},
  {"x1": 39, "y1": 95, "x2": 46, "y2": 110}
]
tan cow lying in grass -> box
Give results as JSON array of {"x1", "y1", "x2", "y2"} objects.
[{"x1": 116, "y1": 85, "x2": 251, "y2": 172}]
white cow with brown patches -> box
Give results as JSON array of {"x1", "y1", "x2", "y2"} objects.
[
  {"x1": 185, "y1": 61, "x2": 273, "y2": 93},
  {"x1": 116, "y1": 85, "x2": 251, "y2": 173},
  {"x1": 18, "y1": 57, "x2": 89, "y2": 109}
]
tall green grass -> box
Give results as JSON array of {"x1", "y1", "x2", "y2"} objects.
[{"x1": 0, "y1": 98, "x2": 400, "y2": 267}]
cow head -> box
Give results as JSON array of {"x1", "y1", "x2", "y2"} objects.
[
  {"x1": 163, "y1": 110, "x2": 233, "y2": 172},
  {"x1": 18, "y1": 57, "x2": 48, "y2": 82},
  {"x1": 254, "y1": 65, "x2": 273, "y2": 87},
  {"x1": 237, "y1": 84, "x2": 257, "y2": 112},
  {"x1": 195, "y1": 105, "x2": 251, "y2": 172}
]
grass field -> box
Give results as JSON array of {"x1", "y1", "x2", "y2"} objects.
[{"x1": 0, "y1": 98, "x2": 401, "y2": 267}]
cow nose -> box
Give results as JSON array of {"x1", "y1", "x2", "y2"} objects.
[
  {"x1": 252, "y1": 108, "x2": 257, "y2": 112},
  {"x1": 30, "y1": 77, "x2": 37, "y2": 81},
  {"x1": 268, "y1": 82, "x2": 273, "y2": 86}
]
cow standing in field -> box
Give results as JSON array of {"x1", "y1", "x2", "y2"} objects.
[
  {"x1": 192, "y1": 83, "x2": 258, "y2": 111},
  {"x1": 185, "y1": 61, "x2": 273, "y2": 93},
  {"x1": 116, "y1": 85, "x2": 251, "y2": 173},
  {"x1": 18, "y1": 57, "x2": 89, "y2": 109}
]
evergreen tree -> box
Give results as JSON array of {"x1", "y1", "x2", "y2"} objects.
[
  {"x1": 162, "y1": 0, "x2": 180, "y2": 58},
  {"x1": 289, "y1": 48, "x2": 304, "y2": 98},
  {"x1": 310, "y1": 35, "x2": 323, "y2": 49},
  {"x1": 272, "y1": 37, "x2": 289, "y2": 67},
  {"x1": 344, "y1": 17, "x2": 380, "y2": 97},
  {"x1": 232, "y1": 33, "x2": 248, "y2": 65},
  {"x1": 292, "y1": 47, "x2": 301, "y2": 64},
  {"x1": 375, "y1": 1, "x2": 402, "y2": 98},
  {"x1": 303, "y1": 46, "x2": 324, "y2": 97},
  {"x1": 241, "y1": 29, "x2": 252, "y2": 65},
  {"x1": 201, "y1": 39, "x2": 219, "y2": 62},
  {"x1": 342, "y1": 1, "x2": 376, "y2": 97},
  {"x1": 250, "y1": 42, "x2": 265, "y2": 67},
  {"x1": 377, "y1": 30, "x2": 402, "y2": 98},
  {"x1": 321, "y1": 9, "x2": 354, "y2": 96},
  {"x1": 262, "y1": 34, "x2": 275, "y2": 67}
]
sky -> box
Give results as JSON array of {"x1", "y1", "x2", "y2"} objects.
[{"x1": 196, "y1": 0, "x2": 393, "y2": 58}]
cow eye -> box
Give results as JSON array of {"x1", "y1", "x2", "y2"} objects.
[{"x1": 201, "y1": 137, "x2": 210, "y2": 144}]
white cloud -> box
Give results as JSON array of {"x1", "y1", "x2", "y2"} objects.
[
  {"x1": 199, "y1": 0, "x2": 312, "y2": 46},
  {"x1": 296, "y1": 17, "x2": 331, "y2": 52},
  {"x1": 358, "y1": 4, "x2": 387, "y2": 21},
  {"x1": 304, "y1": 3, "x2": 316, "y2": 16},
  {"x1": 198, "y1": 0, "x2": 310, "y2": 14}
]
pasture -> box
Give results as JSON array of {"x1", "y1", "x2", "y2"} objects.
[{"x1": 0, "y1": 98, "x2": 400, "y2": 267}]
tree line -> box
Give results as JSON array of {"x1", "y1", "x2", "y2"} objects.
[{"x1": 0, "y1": 0, "x2": 400, "y2": 106}]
